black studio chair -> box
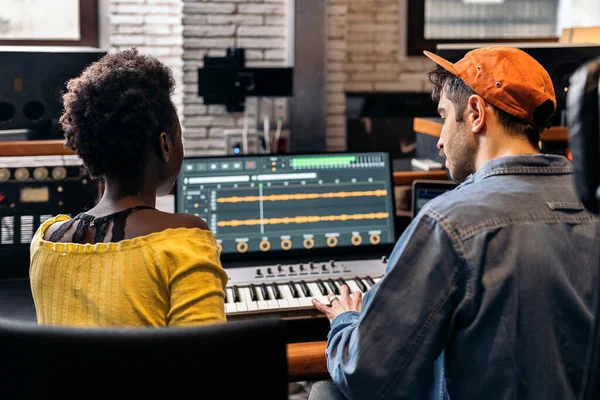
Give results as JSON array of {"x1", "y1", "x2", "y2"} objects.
[
  {"x1": 0, "y1": 317, "x2": 289, "y2": 399},
  {"x1": 567, "y1": 57, "x2": 600, "y2": 400}
]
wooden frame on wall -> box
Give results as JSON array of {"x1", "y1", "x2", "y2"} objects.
[
  {"x1": 0, "y1": 0, "x2": 98, "y2": 47},
  {"x1": 406, "y1": 0, "x2": 559, "y2": 56}
]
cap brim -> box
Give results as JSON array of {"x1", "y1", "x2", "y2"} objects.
[{"x1": 423, "y1": 50, "x2": 458, "y2": 75}]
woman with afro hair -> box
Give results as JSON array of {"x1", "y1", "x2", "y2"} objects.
[{"x1": 29, "y1": 49, "x2": 227, "y2": 328}]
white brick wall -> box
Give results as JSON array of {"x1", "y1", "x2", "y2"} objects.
[
  {"x1": 103, "y1": 0, "x2": 432, "y2": 154},
  {"x1": 107, "y1": 0, "x2": 184, "y2": 120},
  {"x1": 182, "y1": 0, "x2": 290, "y2": 156},
  {"x1": 325, "y1": 0, "x2": 436, "y2": 151}
]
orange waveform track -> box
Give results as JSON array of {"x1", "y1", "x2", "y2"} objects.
[
  {"x1": 216, "y1": 190, "x2": 388, "y2": 204},
  {"x1": 217, "y1": 212, "x2": 389, "y2": 227}
]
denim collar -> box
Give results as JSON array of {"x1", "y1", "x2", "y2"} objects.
[{"x1": 459, "y1": 154, "x2": 573, "y2": 188}]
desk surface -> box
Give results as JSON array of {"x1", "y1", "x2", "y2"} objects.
[
  {"x1": 287, "y1": 341, "x2": 328, "y2": 382},
  {"x1": 414, "y1": 117, "x2": 568, "y2": 142}
]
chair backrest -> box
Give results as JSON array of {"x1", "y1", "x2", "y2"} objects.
[
  {"x1": 0, "y1": 317, "x2": 288, "y2": 399},
  {"x1": 567, "y1": 57, "x2": 600, "y2": 400}
]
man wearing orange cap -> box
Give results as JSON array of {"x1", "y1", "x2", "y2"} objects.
[{"x1": 309, "y1": 46, "x2": 600, "y2": 399}]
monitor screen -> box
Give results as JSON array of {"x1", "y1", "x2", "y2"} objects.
[
  {"x1": 412, "y1": 180, "x2": 456, "y2": 218},
  {"x1": 176, "y1": 152, "x2": 396, "y2": 259}
]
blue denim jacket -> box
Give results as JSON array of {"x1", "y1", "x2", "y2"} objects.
[{"x1": 325, "y1": 154, "x2": 600, "y2": 399}]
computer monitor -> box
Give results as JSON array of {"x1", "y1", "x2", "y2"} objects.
[
  {"x1": 175, "y1": 152, "x2": 396, "y2": 265},
  {"x1": 411, "y1": 180, "x2": 457, "y2": 219}
]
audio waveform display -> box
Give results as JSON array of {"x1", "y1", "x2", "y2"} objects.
[
  {"x1": 217, "y1": 212, "x2": 390, "y2": 227},
  {"x1": 216, "y1": 189, "x2": 388, "y2": 203},
  {"x1": 176, "y1": 152, "x2": 396, "y2": 256}
]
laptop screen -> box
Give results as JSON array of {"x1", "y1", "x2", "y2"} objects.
[
  {"x1": 176, "y1": 152, "x2": 396, "y2": 262},
  {"x1": 411, "y1": 180, "x2": 456, "y2": 218}
]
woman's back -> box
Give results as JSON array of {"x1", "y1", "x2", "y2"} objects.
[
  {"x1": 29, "y1": 49, "x2": 228, "y2": 328},
  {"x1": 30, "y1": 209, "x2": 228, "y2": 327}
]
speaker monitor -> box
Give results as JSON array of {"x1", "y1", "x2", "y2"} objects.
[
  {"x1": 0, "y1": 46, "x2": 106, "y2": 140},
  {"x1": 435, "y1": 43, "x2": 600, "y2": 127}
]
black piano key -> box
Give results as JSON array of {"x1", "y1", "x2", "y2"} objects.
[
  {"x1": 316, "y1": 279, "x2": 327, "y2": 295},
  {"x1": 300, "y1": 280, "x2": 311, "y2": 297},
  {"x1": 271, "y1": 284, "x2": 282, "y2": 300},
  {"x1": 327, "y1": 279, "x2": 340, "y2": 295},
  {"x1": 354, "y1": 277, "x2": 367, "y2": 292},
  {"x1": 249, "y1": 284, "x2": 258, "y2": 301},
  {"x1": 260, "y1": 283, "x2": 270, "y2": 300},
  {"x1": 232, "y1": 285, "x2": 240, "y2": 303},
  {"x1": 366, "y1": 276, "x2": 376, "y2": 286},
  {"x1": 288, "y1": 281, "x2": 299, "y2": 298},
  {"x1": 337, "y1": 277, "x2": 348, "y2": 288}
]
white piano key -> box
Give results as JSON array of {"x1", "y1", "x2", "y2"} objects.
[
  {"x1": 346, "y1": 279, "x2": 363, "y2": 295},
  {"x1": 242, "y1": 287, "x2": 259, "y2": 312},
  {"x1": 269, "y1": 285, "x2": 291, "y2": 309},
  {"x1": 374, "y1": 278, "x2": 381, "y2": 283},
  {"x1": 360, "y1": 277, "x2": 373, "y2": 290},
  {"x1": 264, "y1": 285, "x2": 281, "y2": 310},
  {"x1": 254, "y1": 286, "x2": 270, "y2": 311},
  {"x1": 235, "y1": 288, "x2": 248, "y2": 313},
  {"x1": 294, "y1": 283, "x2": 314, "y2": 308},
  {"x1": 323, "y1": 279, "x2": 338, "y2": 295},
  {"x1": 279, "y1": 284, "x2": 301, "y2": 308},
  {"x1": 307, "y1": 282, "x2": 329, "y2": 305},
  {"x1": 225, "y1": 288, "x2": 236, "y2": 315},
  {"x1": 353, "y1": 277, "x2": 367, "y2": 292}
]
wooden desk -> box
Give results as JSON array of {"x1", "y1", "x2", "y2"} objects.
[
  {"x1": 287, "y1": 341, "x2": 328, "y2": 382},
  {"x1": 413, "y1": 117, "x2": 569, "y2": 142}
]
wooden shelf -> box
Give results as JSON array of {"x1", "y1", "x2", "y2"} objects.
[
  {"x1": 0, "y1": 140, "x2": 74, "y2": 157},
  {"x1": 393, "y1": 169, "x2": 448, "y2": 185},
  {"x1": 414, "y1": 117, "x2": 569, "y2": 142},
  {"x1": 287, "y1": 341, "x2": 328, "y2": 382}
]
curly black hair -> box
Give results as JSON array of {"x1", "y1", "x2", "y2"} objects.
[
  {"x1": 428, "y1": 65, "x2": 553, "y2": 148},
  {"x1": 60, "y1": 48, "x2": 177, "y2": 194}
]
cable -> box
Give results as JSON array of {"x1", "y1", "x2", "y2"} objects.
[
  {"x1": 242, "y1": 112, "x2": 249, "y2": 155},
  {"x1": 273, "y1": 117, "x2": 283, "y2": 153},
  {"x1": 263, "y1": 114, "x2": 271, "y2": 154}
]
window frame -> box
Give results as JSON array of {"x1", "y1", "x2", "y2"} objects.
[
  {"x1": 0, "y1": 0, "x2": 98, "y2": 47},
  {"x1": 406, "y1": 0, "x2": 559, "y2": 56}
]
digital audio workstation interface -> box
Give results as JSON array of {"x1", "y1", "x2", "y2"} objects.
[
  {"x1": 176, "y1": 152, "x2": 396, "y2": 255},
  {"x1": 412, "y1": 181, "x2": 457, "y2": 218}
]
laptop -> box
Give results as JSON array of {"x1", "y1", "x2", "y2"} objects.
[{"x1": 411, "y1": 180, "x2": 457, "y2": 219}]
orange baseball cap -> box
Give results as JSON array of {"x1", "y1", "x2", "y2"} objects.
[{"x1": 423, "y1": 45, "x2": 557, "y2": 128}]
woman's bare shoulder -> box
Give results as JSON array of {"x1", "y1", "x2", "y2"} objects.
[
  {"x1": 164, "y1": 212, "x2": 210, "y2": 230},
  {"x1": 133, "y1": 209, "x2": 210, "y2": 232},
  {"x1": 42, "y1": 219, "x2": 70, "y2": 241}
]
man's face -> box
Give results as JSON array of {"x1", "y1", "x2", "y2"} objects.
[{"x1": 436, "y1": 93, "x2": 478, "y2": 183}]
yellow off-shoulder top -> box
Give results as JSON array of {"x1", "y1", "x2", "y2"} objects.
[{"x1": 29, "y1": 215, "x2": 228, "y2": 328}]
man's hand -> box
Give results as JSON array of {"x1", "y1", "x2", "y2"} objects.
[{"x1": 312, "y1": 285, "x2": 362, "y2": 323}]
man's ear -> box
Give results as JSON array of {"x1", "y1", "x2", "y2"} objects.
[
  {"x1": 467, "y1": 94, "x2": 487, "y2": 133},
  {"x1": 159, "y1": 132, "x2": 171, "y2": 162}
]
